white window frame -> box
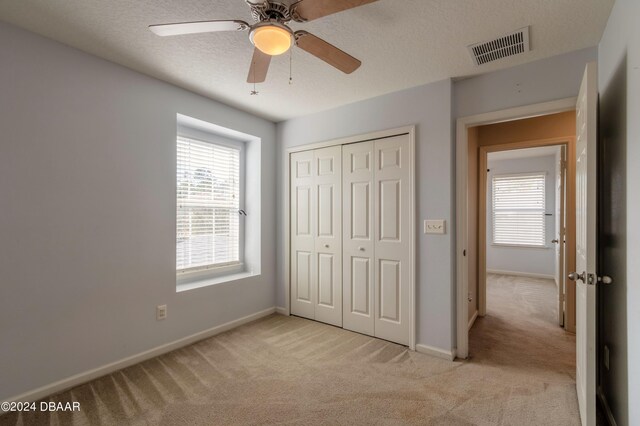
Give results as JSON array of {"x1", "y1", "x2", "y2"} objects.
[
  {"x1": 491, "y1": 172, "x2": 547, "y2": 249},
  {"x1": 176, "y1": 129, "x2": 246, "y2": 282}
]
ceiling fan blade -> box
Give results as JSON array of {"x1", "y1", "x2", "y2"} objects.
[
  {"x1": 295, "y1": 31, "x2": 361, "y2": 74},
  {"x1": 290, "y1": 0, "x2": 378, "y2": 22},
  {"x1": 247, "y1": 48, "x2": 272, "y2": 83},
  {"x1": 149, "y1": 20, "x2": 249, "y2": 37}
]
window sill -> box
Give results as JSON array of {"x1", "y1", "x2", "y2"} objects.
[
  {"x1": 176, "y1": 270, "x2": 259, "y2": 293},
  {"x1": 491, "y1": 243, "x2": 550, "y2": 250}
]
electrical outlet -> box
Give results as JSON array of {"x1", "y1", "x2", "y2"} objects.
[
  {"x1": 157, "y1": 304, "x2": 167, "y2": 321},
  {"x1": 424, "y1": 219, "x2": 446, "y2": 235},
  {"x1": 604, "y1": 345, "x2": 610, "y2": 370}
]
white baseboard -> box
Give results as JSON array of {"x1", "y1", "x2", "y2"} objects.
[
  {"x1": 468, "y1": 310, "x2": 478, "y2": 330},
  {"x1": 275, "y1": 306, "x2": 289, "y2": 316},
  {"x1": 5, "y1": 307, "x2": 276, "y2": 404},
  {"x1": 487, "y1": 269, "x2": 555, "y2": 280},
  {"x1": 597, "y1": 386, "x2": 618, "y2": 426},
  {"x1": 415, "y1": 344, "x2": 456, "y2": 361}
]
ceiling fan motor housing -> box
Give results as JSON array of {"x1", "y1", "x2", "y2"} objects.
[{"x1": 249, "y1": 1, "x2": 292, "y2": 23}]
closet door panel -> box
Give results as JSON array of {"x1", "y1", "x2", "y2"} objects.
[
  {"x1": 379, "y1": 259, "x2": 400, "y2": 322},
  {"x1": 314, "y1": 146, "x2": 342, "y2": 326},
  {"x1": 350, "y1": 257, "x2": 371, "y2": 315},
  {"x1": 379, "y1": 180, "x2": 401, "y2": 241},
  {"x1": 290, "y1": 150, "x2": 316, "y2": 320},
  {"x1": 343, "y1": 142, "x2": 375, "y2": 336},
  {"x1": 374, "y1": 135, "x2": 412, "y2": 345},
  {"x1": 317, "y1": 253, "x2": 335, "y2": 306},
  {"x1": 295, "y1": 251, "x2": 313, "y2": 302}
]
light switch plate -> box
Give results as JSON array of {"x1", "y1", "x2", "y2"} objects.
[
  {"x1": 424, "y1": 219, "x2": 446, "y2": 234},
  {"x1": 157, "y1": 304, "x2": 167, "y2": 320}
]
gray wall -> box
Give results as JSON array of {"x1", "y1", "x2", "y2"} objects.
[
  {"x1": 454, "y1": 47, "x2": 597, "y2": 119},
  {"x1": 597, "y1": 0, "x2": 640, "y2": 423},
  {"x1": 486, "y1": 155, "x2": 557, "y2": 277},
  {"x1": 0, "y1": 22, "x2": 277, "y2": 400},
  {"x1": 276, "y1": 80, "x2": 456, "y2": 351}
]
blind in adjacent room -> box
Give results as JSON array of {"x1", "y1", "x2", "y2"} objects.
[
  {"x1": 177, "y1": 136, "x2": 240, "y2": 272},
  {"x1": 492, "y1": 173, "x2": 546, "y2": 247}
]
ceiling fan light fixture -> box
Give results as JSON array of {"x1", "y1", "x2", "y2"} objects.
[{"x1": 250, "y1": 23, "x2": 292, "y2": 56}]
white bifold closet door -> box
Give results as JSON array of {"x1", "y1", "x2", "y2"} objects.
[
  {"x1": 342, "y1": 141, "x2": 375, "y2": 336},
  {"x1": 290, "y1": 146, "x2": 343, "y2": 327},
  {"x1": 343, "y1": 135, "x2": 412, "y2": 345}
]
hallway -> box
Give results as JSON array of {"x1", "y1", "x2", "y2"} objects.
[
  {"x1": 470, "y1": 273, "x2": 575, "y2": 373},
  {"x1": 469, "y1": 274, "x2": 579, "y2": 422}
]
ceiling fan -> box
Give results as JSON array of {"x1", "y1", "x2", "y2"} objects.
[{"x1": 149, "y1": 0, "x2": 378, "y2": 83}]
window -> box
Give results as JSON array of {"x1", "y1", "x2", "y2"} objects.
[
  {"x1": 177, "y1": 136, "x2": 241, "y2": 274},
  {"x1": 492, "y1": 173, "x2": 546, "y2": 247}
]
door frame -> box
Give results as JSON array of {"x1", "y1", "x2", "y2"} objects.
[
  {"x1": 557, "y1": 145, "x2": 568, "y2": 327},
  {"x1": 477, "y1": 137, "x2": 575, "y2": 325},
  {"x1": 284, "y1": 125, "x2": 417, "y2": 350},
  {"x1": 456, "y1": 98, "x2": 577, "y2": 359}
]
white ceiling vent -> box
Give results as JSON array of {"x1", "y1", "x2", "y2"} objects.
[{"x1": 468, "y1": 27, "x2": 530, "y2": 66}]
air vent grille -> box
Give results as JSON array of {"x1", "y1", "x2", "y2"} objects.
[{"x1": 468, "y1": 27, "x2": 530, "y2": 66}]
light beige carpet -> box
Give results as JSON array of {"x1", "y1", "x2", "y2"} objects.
[{"x1": 2, "y1": 274, "x2": 581, "y2": 426}]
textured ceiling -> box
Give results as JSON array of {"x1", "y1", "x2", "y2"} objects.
[{"x1": 0, "y1": 0, "x2": 614, "y2": 121}]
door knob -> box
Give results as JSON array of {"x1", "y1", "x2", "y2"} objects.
[
  {"x1": 551, "y1": 239, "x2": 559, "y2": 244},
  {"x1": 568, "y1": 271, "x2": 585, "y2": 282}
]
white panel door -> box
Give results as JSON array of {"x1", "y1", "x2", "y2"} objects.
[
  {"x1": 374, "y1": 135, "x2": 412, "y2": 345},
  {"x1": 573, "y1": 62, "x2": 598, "y2": 426},
  {"x1": 342, "y1": 141, "x2": 375, "y2": 336},
  {"x1": 290, "y1": 150, "x2": 316, "y2": 320},
  {"x1": 314, "y1": 146, "x2": 343, "y2": 327}
]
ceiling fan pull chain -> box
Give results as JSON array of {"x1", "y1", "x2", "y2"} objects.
[
  {"x1": 289, "y1": 48, "x2": 293, "y2": 85},
  {"x1": 251, "y1": 62, "x2": 259, "y2": 95}
]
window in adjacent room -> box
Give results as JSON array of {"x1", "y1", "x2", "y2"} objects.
[
  {"x1": 492, "y1": 173, "x2": 546, "y2": 247},
  {"x1": 177, "y1": 135, "x2": 243, "y2": 275}
]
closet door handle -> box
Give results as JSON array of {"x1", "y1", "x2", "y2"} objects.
[
  {"x1": 324, "y1": 244, "x2": 329, "y2": 248},
  {"x1": 358, "y1": 246, "x2": 365, "y2": 252}
]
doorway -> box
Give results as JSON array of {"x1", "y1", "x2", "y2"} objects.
[
  {"x1": 456, "y1": 99, "x2": 579, "y2": 359},
  {"x1": 470, "y1": 142, "x2": 575, "y2": 363},
  {"x1": 476, "y1": 141, "x2": 573, "y2": 320},
  {"x1": 475, "y1": 145, "x2": 566, "y2": 330},
  {"x1": 470, "y1": 112, "x2": 577, "y2": 335},
  {"x1": 460, "y1": 113, "x2": 579, "y2": 392}
]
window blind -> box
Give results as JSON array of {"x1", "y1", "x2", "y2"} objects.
[
  {"x1": 177, "y1": 136, "x2": 240, "y2": 272},
  {"x1": 492, "y1": 173, "x2": 546, "y2": 247}
]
